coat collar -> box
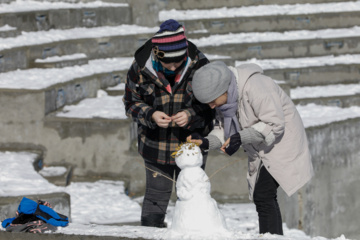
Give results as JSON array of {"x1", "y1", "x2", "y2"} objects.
[{"x1": 229, "y1": 63, "x2": 263, "y2": 101}]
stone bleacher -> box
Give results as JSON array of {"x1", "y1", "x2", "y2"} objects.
[{"x1": 0, "y1": 0, "x2": 360, "y2": 239}]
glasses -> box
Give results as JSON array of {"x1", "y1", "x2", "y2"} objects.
[{"x1": 153, "y1": 46, "x2": 165, "y2": 59}]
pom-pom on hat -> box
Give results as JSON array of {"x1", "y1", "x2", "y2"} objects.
[
  {"x1": 151, "y1": 19, "x2": 188, "y2": 63},
  {"x1": 192, "y1": 61, "x2": 232, "y2": 103}
]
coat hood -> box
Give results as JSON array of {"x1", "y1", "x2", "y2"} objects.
[{"x1": 229, "y1": 63, "x2": 264, "y2": 97}]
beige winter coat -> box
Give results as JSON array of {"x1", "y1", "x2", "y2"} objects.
[{"x1": 210, "y1": 63, "x2": 314, "y2": 200}]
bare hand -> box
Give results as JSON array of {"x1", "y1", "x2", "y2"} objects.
[
  {"x1": 186, "y1": 135, "x2": 203, "y2": 146},
  {"x1": 220, "y1": 137, "x2": 230, "y2": 154},
  {"x1": 172, "y1": 111, "x2": 189, "y2": 127},
  {"x1": 152, "y1": 111, "x2": 172, "y2": 128}
]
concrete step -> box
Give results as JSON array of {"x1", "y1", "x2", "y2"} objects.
[
  {"x1": 0, "y1": 1, "x2": 131, "y2": 32},
  {"x1": 171, "y1": 2, "x2": 360, "y2": 36},
  {"x1": 0, "y1": 25, "x2": 154, "y2": 73},
  {"x1": 291, "y1": 83, "x2": 360, "y2": 108},
  {"x1": 191, "y1": 26, "x2": 360, "y2": 60},
  {"x1": 39, "y1": 163, "x2": 74, "y2": 187},
  {"x1": 162, "y1": 0, "x2": 355, "y2": 10},
  {"x1": 0, "y1": 57, "x2": 133, "y2": 117},
  {"x1": 33, "y1": 53, "x2": 89, "y2": 68},
  {"x1": 235, "y1": 54, "x2": 360, "y2": 87},
  {"x1": 0, "y1": 25, "x2": 19, "y2": 38},
  {"x1": 0, "y1": 0, "x2": 13, "y2": 3},
  {"x1": 105, "y1": 83, "x2": 125, "y2": 96}
]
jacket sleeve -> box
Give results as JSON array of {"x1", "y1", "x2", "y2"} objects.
[
  {"x1": 247, "y1": 75, "x2": 285, "y2": 146},
  {"x1": 122, "y1": 62, "x2": 157, "y2": 129}
]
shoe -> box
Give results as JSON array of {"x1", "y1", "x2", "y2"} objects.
[{"x1": 141, "y1": 214, "x2": 167, "y2": 228}]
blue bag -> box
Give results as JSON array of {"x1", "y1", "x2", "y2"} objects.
[{"x1": 1, "y1": 197, "x2": 68, "y2": 228}]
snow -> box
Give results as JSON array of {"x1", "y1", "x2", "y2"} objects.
[
  {"x1": 191, "y1": 26, "x2": 360, "y2": 47},
  {"x1": 39, "y1": 166, "x2": 67, "y2": 177},
  {"x1": 0, "y1": 151, "x2": 64, "y2": 196},
  {"x1": 0, "y1": 151, "x2": 351, "y2": 240},
  {"x1": 0, "y1": 0, "x2": 128, "y2": 14},
  {"x1": 291, "y1": 84, "x2": 360, "y2": 99},
  {"x1": 35, "y1": 53, "x2": 87, "y2": 63},
  {"x1": 297, "y1": 104, "x2": 360, "y2": 128},
  {"x1": 0, "y1": 25, "x2": 157, "y2": 51},
  {"x1": 0, "y1": 57, "x2": 133, "y2": 90},
  {"x1": 160, "y1": 1, "x2": 360, "y2": 21},
  {"x1": 106, "y1": 82, "x2": 125, "y2": 91},
  {"x1": 0, "y1": 24, "x2": 16, "y2": 31},
  {"x1": 236, "y1": 54, "x2": 360, "y2": 70},
  {"x1": 53, "y1": 90, "x2": 360, "y2": 129},
  {"x1": 56, "y1": 90, "x2": 127, "y2": 119}
]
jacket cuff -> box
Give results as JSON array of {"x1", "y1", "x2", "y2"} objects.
[
  {"x1": 206, "y1": 135, "x2": 222, "y2": 150},
  {"x1": 146, "y1": 108, "x2": 157, "y2": 128}
]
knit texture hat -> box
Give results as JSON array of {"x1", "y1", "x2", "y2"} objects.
[
  {"x1": 192, "y1": 61, "x2": 232, "y2": 103},
  {"x1": 151, "y1": 19, "x2": 188, "y2": 63}
]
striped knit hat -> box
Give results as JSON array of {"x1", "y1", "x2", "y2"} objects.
[{"x1": 151, "y1": 19, "x2": 188, "y2": 63}]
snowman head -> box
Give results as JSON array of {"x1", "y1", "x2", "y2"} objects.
[{"x1": 172, "y1": 142, "x2": 203, "y2": 169}]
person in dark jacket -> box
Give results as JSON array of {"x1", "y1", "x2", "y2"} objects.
[{"x1": 123, "y1": 19, "x2": 214, "y2": 228}]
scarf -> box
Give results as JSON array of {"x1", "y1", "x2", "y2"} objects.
[
  {"x1": 218, "y1": 73, "x2": 240, "y2": 140},
  {"x1": 152, "y1": 56, "x2": 188, "y2": 93}
]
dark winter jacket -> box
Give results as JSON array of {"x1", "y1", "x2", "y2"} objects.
[{"x1": 123, "y1": 40, "x2": 214, "y2": 164}]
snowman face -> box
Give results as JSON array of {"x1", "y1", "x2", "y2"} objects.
[{"x1": 174, "y1": 142, "x2": 203, "y2": 169}]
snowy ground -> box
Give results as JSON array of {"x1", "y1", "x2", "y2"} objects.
[
  {"x1": 159, "y1": 1, "x2": 360, "y2": 21},
  {"x1": 0, "y1": 151, "x2": 350, "y2": 240}
]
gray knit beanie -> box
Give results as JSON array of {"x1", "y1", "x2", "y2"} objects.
[{"x1": 192, "y1": 61, "x2": 232, "y2": 103}]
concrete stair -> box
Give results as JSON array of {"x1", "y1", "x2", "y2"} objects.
[
  {"x1": 0, "y1": 2, "x2": 131, "y2": 32},
  {"x1": 170, "y1": 2, "x2": 360, "y2": 36},
  {"x1": 33, "y1": 53, "x2": 89, "y2": 68},
  {"x1": 192, "y1": 27, "x2": 360, "y2": 60},
  {"x1": 0, "y1": 25, "x2": 153, "y2": 73},
  {"x1": 162, "y1": 0, "x2": 356, "y2": 10},
  {"x1": 236, "y1": 54, "x2": 360, "y2": 87},
  {"x1": 0, "y1": 25, "x2": 18, "y2": 38}
]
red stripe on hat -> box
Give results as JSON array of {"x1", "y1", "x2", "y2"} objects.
[{"x1": 152, "y1": 34, "x2": 186, "y2": 44}]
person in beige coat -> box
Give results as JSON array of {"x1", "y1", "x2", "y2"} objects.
[{"x1": 188, "y1": 61, "x2": 314, "y2": 235}]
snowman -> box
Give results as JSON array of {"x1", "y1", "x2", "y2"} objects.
[{"x1": 170, "y1": 142, "x2": 229, "y2": 235}]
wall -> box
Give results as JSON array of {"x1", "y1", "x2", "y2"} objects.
[{"x1": 278, "y1": 117, "x2": 360, "y2": 240}]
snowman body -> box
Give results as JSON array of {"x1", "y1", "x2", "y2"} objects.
[{"x1": 171, "y1": 143, "x2": 228, "y2": 234}]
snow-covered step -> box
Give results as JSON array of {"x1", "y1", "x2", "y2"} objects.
[
  {"x1": 191, "y1": 26, "x2": 360, "y2": 60},
  {"x1": 236, "y1": 54, "x2": 360, "y2": 87},
  {"x1": 39, "y1": 163, "x2": 74, "y2": 187},
  {"x1": 105, "y1": 83, "x2": 125, "y2": 96},
  {"x1": 33, "y1": 53, "x2": 88, "y2": 68},
  {"x1": 164, "y1": 2, "x2": 360, "y2": 36},
  {"x1": 0, "y1": 25, "x2": 155, "y2": 73},
  {"x1": 162, "y1": 0, "x2": 354, "y2": 10},
  {"x1": 291, "y1": 83, "x2": 360, "y2": 108},
  {"x1": 0, "y1": 24, "x2": 19, "y2": 38},
  {"x1": 0, "y1": 1, "x2": 131, "y2": 32},
  {"x1": 0, "y1": 151, "x2": 70, "y2": 220},
  {"x1": 0, "y1": 57, "x2": 133, "y2": 116}
]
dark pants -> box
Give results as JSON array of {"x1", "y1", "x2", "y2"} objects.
[
  {"x1": 253, "y1": 166, "x2": 283, "y2": 235},
  {"x1": 141, "y1": 155, "x2": 207, "y2": 227}
]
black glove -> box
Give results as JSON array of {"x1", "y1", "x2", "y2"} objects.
[
  {"x1": 225, "y1": 132, "x2": 242, "y2": 156},
  {"x1": 190, "y1": 133, "x2": 209, "y2": 150}
]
